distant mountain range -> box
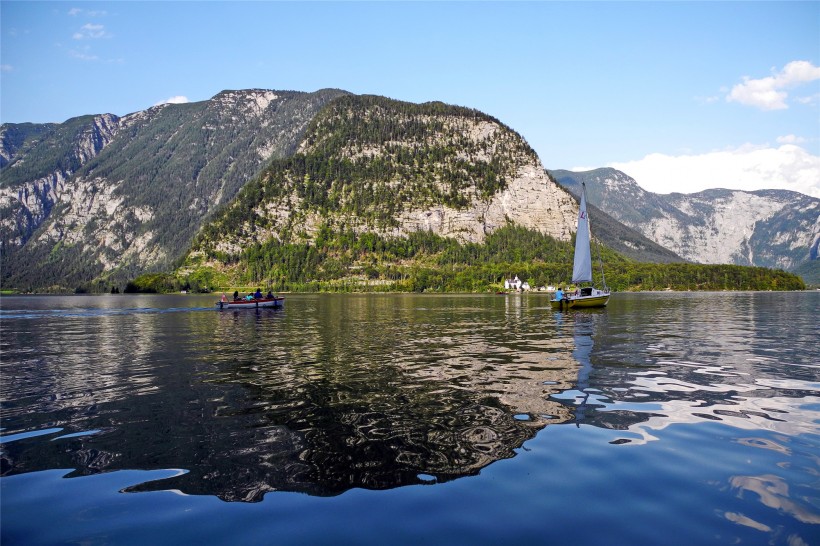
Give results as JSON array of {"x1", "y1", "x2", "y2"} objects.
[
  {"x1": 552, "y1": 168, "x2": 819, "y2": 284},
  {"x1": 0, "y1": 89, "x2": 815, "y2": 291}
]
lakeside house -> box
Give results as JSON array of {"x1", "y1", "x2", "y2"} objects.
[
  {"x1": 505, "y1": 276, "x2": 522, "y2": 290},
  {"x1": 504, "y1": 276, "x2": 532, "y2": 291}
]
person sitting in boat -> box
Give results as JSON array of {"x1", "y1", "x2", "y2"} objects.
[
  {"x1": 555, "y1": 287, "x2": 564, "y2": 301},
  {"x1": 245, "y1": 293, "x2": 254, "y2": 301},
  {"x1": 233, "y1": 290, "x2": 239, "y2": 301},
  {"x1": 266, "y1": 290, "x2": 273, "y2": 299},
  {"x1": 221, "y1": 293, "x2": 227, "y2": 303},
  {"x1": 254, "y1": 288, "x2": 263, "y2": 299}
]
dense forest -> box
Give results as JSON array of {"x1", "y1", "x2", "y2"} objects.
[{"x1": 118, "y1": 225, "x2": 805, "y2": 294}]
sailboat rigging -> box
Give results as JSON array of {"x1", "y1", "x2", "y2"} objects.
[{"x1": 552, "y1": 182, "x2": 610, "y2": 309}]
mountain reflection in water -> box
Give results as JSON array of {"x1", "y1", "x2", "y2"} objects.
[{"x1": 1, "y1": 294, "x2": 584, "y2": 502}]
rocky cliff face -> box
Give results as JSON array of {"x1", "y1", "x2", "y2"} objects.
[
  {"x1": 391, "y1": 162, "x2": 575, "y2": 243},
  {"x1": 1, "y1": 114, "x2": 120, "y2": 247},
  {"x1": 0, "y1": 89, "x2": 348, "y2": 290},
  {"x1": 662, "y1": 189, "x2": 818, "y2": 270},
  {"x1": 552, "y1": 168, "x2": 819, "y2": 276}
]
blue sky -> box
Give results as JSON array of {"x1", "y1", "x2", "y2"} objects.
[{"x1": 2, "y1": 1, "x2": 818, "y2": 197}]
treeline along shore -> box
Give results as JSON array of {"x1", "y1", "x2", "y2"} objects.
[{"x1": 107, "y1": 226, "x2": 805, "y2": 294}]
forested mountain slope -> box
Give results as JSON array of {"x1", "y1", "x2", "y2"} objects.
[
  {"x1": 185, "y1": 95, "x2": 579, "y2": 279},
  {"x1": 178, "y1": 96, "x2": 803, "y2": 294},
  {"x1": 0, "y1": 89, "x2": 347, "y2": 291}
]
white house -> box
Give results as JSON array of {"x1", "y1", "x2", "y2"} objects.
[
  {"x1": 504, "y1": 275, "x2": 522, "y2": 290},
  {"x1": 505, "y1": 275, "x2": 531, "y2": 291}
]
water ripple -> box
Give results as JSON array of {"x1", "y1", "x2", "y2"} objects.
[{"x1": 1, "y1": 292, "x2": 818, "y2": 545}]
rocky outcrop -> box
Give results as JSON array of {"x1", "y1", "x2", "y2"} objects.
[
  {"x1": 388, "y1": 163, "x2": 576, "y2": 243},
  {"x1": 0, "y1": 114, "x2": 120, "y2": 248}
]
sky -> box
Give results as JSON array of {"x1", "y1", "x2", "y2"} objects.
[{"x1": 1, "y1": 1, "x2": 819, "y2": 197}]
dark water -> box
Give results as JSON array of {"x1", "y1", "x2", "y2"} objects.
[{"x1": 1, "y1": 292, "x2": 818, "y2": 545}]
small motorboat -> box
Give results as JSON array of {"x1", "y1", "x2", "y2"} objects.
[{"x1": 216, "y1": 296, "x2": 285, "y2": 310}]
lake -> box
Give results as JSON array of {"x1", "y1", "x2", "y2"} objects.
[{"x1": 1, "y1": 292, "x2": 818, "y2": 545}]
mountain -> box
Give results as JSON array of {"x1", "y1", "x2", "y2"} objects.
[
  {"x1": 191, "y1": 94, "x2": 580, "y2": 258},
  {"x1": 551, "y1": 168, "x2": 820, "y2": 283},
  {"x1": 579, "y1": 200, "x2": 683, "y2": 264},
  {"x1": 2, "y1": 89, "x2": 800, "y2": 293},
  {"x1": 183, "y1": 95, "x2": 691, "y2": 292},
  {"x1": 0, "y1": 89, "x2": 348, "y2": 291}
]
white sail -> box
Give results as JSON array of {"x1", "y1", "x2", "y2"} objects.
[{"x1": 571, "y1": 183, "x2": 593, "y2": 284}]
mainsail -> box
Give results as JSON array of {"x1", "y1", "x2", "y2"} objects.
[{"x1": 571, "y1": 183, "x2": 593, "y2": 284}]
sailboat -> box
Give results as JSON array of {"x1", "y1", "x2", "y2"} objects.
[{"x1": 551, "y1": 182, "x2": 610, "y2": 309}]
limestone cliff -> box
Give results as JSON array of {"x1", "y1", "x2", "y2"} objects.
[{"x1": 0, "y1": 114, "x2": 119, "y2": 247}]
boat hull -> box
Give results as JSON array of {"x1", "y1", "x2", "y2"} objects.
[
  {"x1": 216, "y1": 297, "x2": 285, "y2": 310},
  {"x1": 550, "y1": 293, "x2": 610, "y2": 310}
]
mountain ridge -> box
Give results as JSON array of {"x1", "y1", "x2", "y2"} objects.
[
  {"x1": 551, "y1": 168, "x2": 819, "y2": 283},
  {"x1": 1, "y1": 89, "x2": 349, "y2": 290}
]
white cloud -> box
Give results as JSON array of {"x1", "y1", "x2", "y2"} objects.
[
  {"x1": 776, "y1": 135, "x2": 806, "y2": 145},
  {"x1": 727, "y1": 61, "x2": 820, "y2": 111},
  {"x1": 608, "y1": 144, "x2": 820, "y2": 198},
  {"x1": 73, "y1": 23, "x2": 109, "y2": 40},
  {"x1": 1, "y1": 64, "x2": 12, "y2": 72},
  {"x1": 795, "y1": 93, "x2": 820, "y2": 106},
  {"x1": 154, "y1": 96, "x2": 190, "y2": 106},
  {"x1": 68, "y1": 47, "x2": 99, "y2": 62},
  {"x1": 68, "y1": 8, "x2": 106, "y2": 17},
  {"x1": 694, "y1": 94, "x2": 720, "y2": 105}
]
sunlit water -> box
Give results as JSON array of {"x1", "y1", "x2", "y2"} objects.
[{"x1": 1, "y1": 292, "x2": 818, "y2": 545}]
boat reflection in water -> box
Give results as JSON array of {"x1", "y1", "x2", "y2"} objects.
[
  {"x1": 550, "y1": 292, "x2": 820, "y2": 447},
  {"x1": 1, "y1": 294, "x2": 585, "y2": 502}
]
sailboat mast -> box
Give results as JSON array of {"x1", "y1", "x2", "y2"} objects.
[{"x1": 595, "y1": 237, "x2": 607, "y2": 289}]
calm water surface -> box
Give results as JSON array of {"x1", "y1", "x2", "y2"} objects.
[{"x1": 1, "y1": 292, "x2": 818, "y2": 545}]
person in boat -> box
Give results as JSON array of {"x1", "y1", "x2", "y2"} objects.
[
  {"x1": 555, "y1": 287, "x2": 564, "y2": 301},
  {"x1": 245, "y1": 293, "x2": 254, "y2": 301},
  {"x1": 254, "y1": 288, "x2": 263, "y2": 299},
  {"x1": 266, "y1": 290, "x2": 273, "y2": 299},
  {"x1": 233, "y1": 290, "x2": 239, "y2": 301},
  {"x1": 221, "y1": 293, "x2": 227, "y2": 303}
]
